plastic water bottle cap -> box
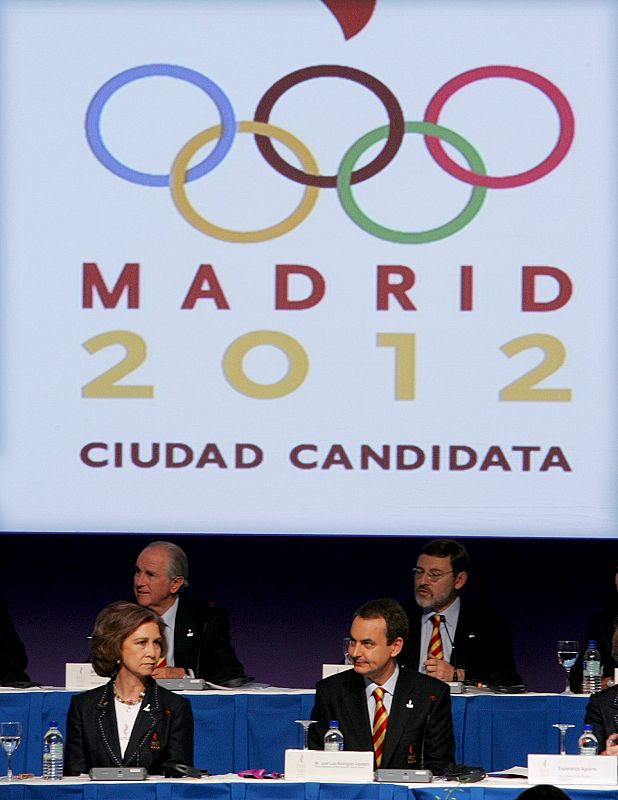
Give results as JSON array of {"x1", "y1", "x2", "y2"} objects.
[
  {"x1": 329, "y1": 720, "x2": 339, "y2": 727},
  {"x1": 49, "y1": 721, "x2": 58, "y2": 727},
  {"x1": 588, "y1": 640, "x2": 596, "y2": 648},
  {"x1": 583, "y1": 724, "x2": 593, "y2": 731}
]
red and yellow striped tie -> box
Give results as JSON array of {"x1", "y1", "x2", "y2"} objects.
[
  {"x1": 372, "y1": 687, "x2": 388, "y2": 767},
  {"x1": 427, "y1": 613, "x2": 444, "y2": 659}
]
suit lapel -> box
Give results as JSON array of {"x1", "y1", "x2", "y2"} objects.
[
  {"x1": 173, "y1": 596, "x2": 192, "y2": 668},
  {"x1": 95, "y1": 683, "x2": 122, "y2": 767},
  {"x1": 403, "y1": 605, "x2": 423, "y2": 671},
  {"x1": 381, "y1": 669, "x2": 416, "y2": 768},
  {"x1": 343, "y1": 672, "x2": 373, "y2": 751},
  {"x1": 452, "y1": 604, "x2": 473, "y2": 668}
]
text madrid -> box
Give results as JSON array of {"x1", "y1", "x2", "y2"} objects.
[
  {"x1": 79, "y1": 442, "x2": 571, "y2": 472},
  {"x1": 82, "y1": 262, "x2": 573, "y2": 312}
]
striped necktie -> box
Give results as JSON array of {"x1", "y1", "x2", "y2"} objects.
[
  {"x1": 372, "y1": 687, "x2": 388, "y2": 767},
  {"x1": 427, "y1": 613, "x2": 444, "y2": 659}
]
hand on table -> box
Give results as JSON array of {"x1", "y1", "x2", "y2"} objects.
[
  {"x1": 603, "y1": 735, "x2": 618, "y2": 756},
  {"x1": 151, "y1": 666, "x2": 186, "y2": 679}
]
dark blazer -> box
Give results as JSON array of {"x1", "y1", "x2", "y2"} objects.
[
  {"x1": 584, "y1": 685, "x2": 618, "y2": 748},
  {"x1": 308, "y1": 666, "x2": 454, "y2": 773},
  {"x1": 400, "y1": 601, "x2": 522, "y2": 686},
  {"x1": 569, "y1": 598, "x2": 617, "y2": 692},
  {"x1": 64, "y1": 679, "x2": 194, "y2": 775},
  {"x1": 0, "y1": 598, "x2": 29, "y2": 684},
  {"x1": 173, "y1": 594, "x2": 251, "y2": 686}
]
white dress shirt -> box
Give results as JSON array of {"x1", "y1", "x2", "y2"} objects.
[
  {"x1": 161, "y1": 596, "x2": 179, "y2": 667},
  {"x1": 364, "y1": 664, "x2": 399, "y2": 721}
]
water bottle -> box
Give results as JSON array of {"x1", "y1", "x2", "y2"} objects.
[
  {"x1": 324, "y1": 720, "x2": 344, "y2": 751},
  {"x1": 43, "y1": 720, "x2": 63, "y2": 779},
  {"x1": 582, "y1": 640, "x2": 602, "y2": 693},
  {"x1": 578, "y1": 723, "x2": 598, "y2": 755}
]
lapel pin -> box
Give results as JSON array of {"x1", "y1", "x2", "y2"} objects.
[
  {"x1": 187, "y1": 629, "x2": 194, "y2": 637},
  {"x1": 406, "y1": 700, "x2": 414, "y2": 709},
  {"x1": 143, "y1": 703, "x2": 151, "y2": 712}
]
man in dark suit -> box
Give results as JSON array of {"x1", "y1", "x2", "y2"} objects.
[
  {"x1": 584, "y1": 627, "x2": 618, "y2": 754},
  {"x1": 0, "y1": 597, "x2": 29, "y2": 684},
  {"x1": 133, "y1": 541, "x2": 252, "y2": 687},
  {"x1": 569, "y1": 564, "x2": 617, "y2": 692},
  {"x1": 399, "y1": 539, "x2": 521, "y2": 686},
  {"x1": 308, "y1": 598, "x2": 454, "y2": 774}
]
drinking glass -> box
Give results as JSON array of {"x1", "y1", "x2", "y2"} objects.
[
  {"x1": 557, "y1": 640, "x2": 579, "y2": 694},
  {"x1": 552, "y1": 723, "x2": 575, "y2": 755},
  {"x1": 0, "y1": 721, "x2": 22, "y2": 782},
  {"x1": 343, "y1": 636, "x2": 353, "y2": 665},
  {"x1": 294, "y1": 719, "x2": 317, "y2": 750}
]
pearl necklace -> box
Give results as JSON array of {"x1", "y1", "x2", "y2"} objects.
[{"x1": 113, "y1": 683, "x2": 146, "y2": 706}]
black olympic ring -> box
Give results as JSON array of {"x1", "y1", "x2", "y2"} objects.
[{"x1": 253, "y1": 65, "x2": 405, "y2": 188}]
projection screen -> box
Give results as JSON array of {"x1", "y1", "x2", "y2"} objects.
[{"x1": 0, "y1": 0, "x2": 614, "y2": 537}]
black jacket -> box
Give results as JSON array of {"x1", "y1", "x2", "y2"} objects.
[
  {"x1": 64, "y1": 679, "x2": 193, "y2": 775},
  {"x1": 0, "y1": 598, "x2": 29, "y2": 684},
  {"x1": 173, "y1": 594, "x2": 251, "y2": 686},
  {"x1": 308, "y1": 665, "x2": 454, "y2": 773},
  {"x1": 399, "y1": 601, "x2": 522, "y2": 686},
  {"x1": 584, "y1": 684, "x2": 618, "y2": 748},
  {"x1": 569, "y1": 598, "x2": 617, "y2": 692}
]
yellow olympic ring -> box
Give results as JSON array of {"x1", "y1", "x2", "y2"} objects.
[{"x1": 170, "y1": 121, "x2": 320, "y2": 243}]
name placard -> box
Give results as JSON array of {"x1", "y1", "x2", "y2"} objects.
[
  {"x1": 528, "y1": 754, "x2": 618, "y2": 786},
  {"x1": 65, "y1": 663, "x2": 108, "y2": 691},
  {"x1": 321, "y1": 664, "x2": 354, "y2": 679},
  {"x1": 284, "y1": 749, "x2": 374, "y2": 782}
]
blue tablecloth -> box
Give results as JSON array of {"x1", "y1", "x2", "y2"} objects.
[
  {"x1": 0, "y1": 690, "x2": 589, "y2": 777},
  {"x1": 0, "y1": 780, "x2": 616, "y2": 800}
]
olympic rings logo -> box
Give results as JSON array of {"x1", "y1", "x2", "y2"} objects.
[{"x1": 85, "y1": 63, "x2": 575, "y2": 244}]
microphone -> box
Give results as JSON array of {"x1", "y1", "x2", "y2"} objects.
[
  {"x1": 439, "y1": 615, "x2": 458, "y2": 679},
  {"x1": 420, "y1": 693, "x2": 438, "y2": 771}
]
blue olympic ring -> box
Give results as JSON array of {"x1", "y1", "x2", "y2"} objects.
[{"x1": 85, "y1": 64, "x2": 236, "y2": 187}]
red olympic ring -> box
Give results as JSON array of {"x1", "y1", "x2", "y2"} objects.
[
  {"x1": 423, "y1": 65, "x2": 575, "y2": 189},
  {"x1": 253, "y1": 65, "x2": 405, "y2": 188}
]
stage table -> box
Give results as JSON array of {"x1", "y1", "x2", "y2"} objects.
[
  {"x1": 0, "y1": 774, "x2": 616, "y2": 800},
  {"x1": 0, "y1": 688, "x2": 589, "y2": 777}
]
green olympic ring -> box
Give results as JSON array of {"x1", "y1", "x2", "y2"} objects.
[{"x1": 337, "y1": 121, "x2": 487, "y2": 243}]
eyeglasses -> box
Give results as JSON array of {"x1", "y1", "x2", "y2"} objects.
[{"x1": 412, "y1": 567, "x2": 454, "y2": 582}]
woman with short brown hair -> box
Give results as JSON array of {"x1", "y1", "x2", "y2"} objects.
[{"x1": 65, "y1": 601, "x2": 194, "y2": 774}]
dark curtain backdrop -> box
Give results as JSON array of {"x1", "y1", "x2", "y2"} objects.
[{"x1": 1, "y1": 533, "x2": 615, "y2": 691}]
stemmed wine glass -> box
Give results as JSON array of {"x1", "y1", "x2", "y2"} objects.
[
  {"x1": 294, "y1": 719, "x2": 317, "y2": 750},
  {"x1": 0, "y1": 721, "x2": 22, "y2": 782},
  {"x1": 552, "y1": 723, "x2": 575, "y2": 755},
  {"x1": 557, "y1": 640, "x2": 579, "y2": 694}
]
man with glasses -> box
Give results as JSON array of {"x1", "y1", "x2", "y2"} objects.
[{"x1": 399, "y1": 539, "x2": 521, "y2": 687}]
